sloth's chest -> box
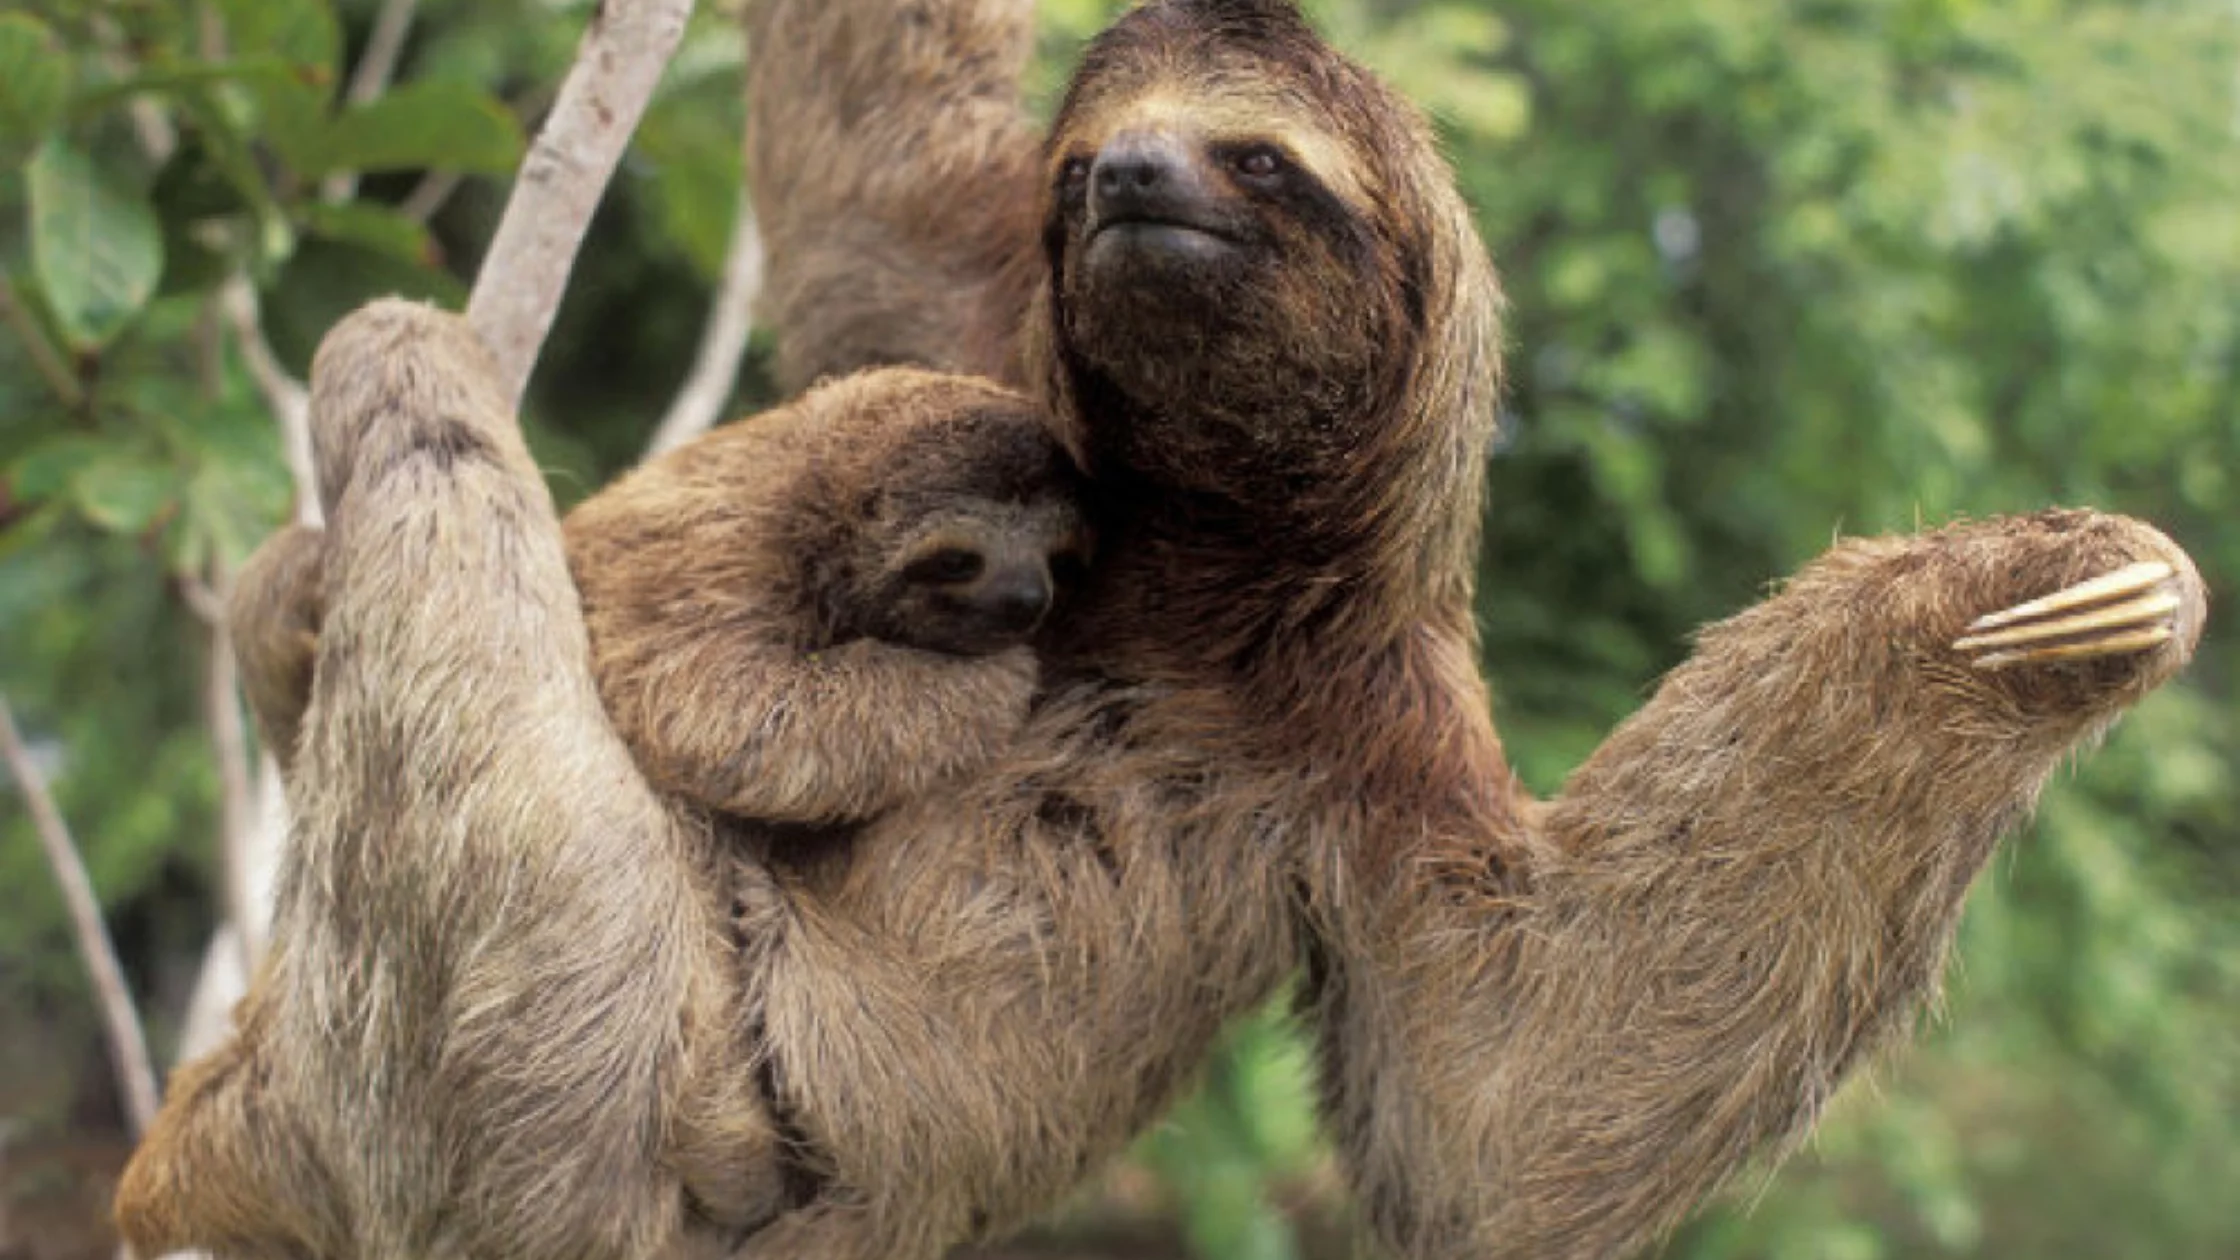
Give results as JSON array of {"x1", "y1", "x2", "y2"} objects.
[{"x1": 754, "y1": 703, "x2": 1311, "y2": 1239}]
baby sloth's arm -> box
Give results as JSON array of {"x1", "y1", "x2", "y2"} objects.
[
  {"x1": 585, "y1": 617, "x2": 1038, "y2": 825},
  {"x1": 566, "y1": 372, "x2": 1078, "y2": 824}
]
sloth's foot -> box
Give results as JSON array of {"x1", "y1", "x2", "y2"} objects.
[{"x1": 1954, "y1": 560, "x2": 2183, "y2": 669}]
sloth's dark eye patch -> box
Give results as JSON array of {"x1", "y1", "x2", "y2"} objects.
[
  {"x1": 1058, "y1": 155, "x2": 1093, "y2": 195},
  {"x1": 900, "y1": 547, "x2": 990, "y2": 587},
  {"x1": 905, "y1": 547, "x2": 987, "y2": 585},
  {"x1": 1231, "y1": 146, "x2": 1287, "y2": 183}
]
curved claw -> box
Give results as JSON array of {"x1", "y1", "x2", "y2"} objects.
[{"x1": 1955, "y1": 560, "x2": 2183, "y2": 670}]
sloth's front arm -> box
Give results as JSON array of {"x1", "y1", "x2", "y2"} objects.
[{"x1": 1317, "y1": 510, "x2": 2205, "y2": 1260}]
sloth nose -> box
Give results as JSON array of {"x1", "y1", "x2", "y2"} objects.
[
  {"x1": 1090, "y1": 131, "x2": 1203, "y2": 223},
  {"x1": 978, "y1": 569, "x2": 1054, "y2": 633}
]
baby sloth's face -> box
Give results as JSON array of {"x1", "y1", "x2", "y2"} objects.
[{"x1": 860, "y1": 493, "x2": 1091, "y2": 658}]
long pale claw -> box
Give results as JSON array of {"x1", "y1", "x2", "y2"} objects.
[
  {"x1": 1962, "y1": 561, "x2": 2174, "y2": 632},
  {"x1": 1955, "y1": 560, "x2": 2184, "y2": 670}
]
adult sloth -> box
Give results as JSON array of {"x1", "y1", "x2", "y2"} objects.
[
  {"x1": 748, "y1": 1, "x2": 2206, "y2": 1256},
  {"x1": 117, "y1": 2, "x2": 2204, "y2": 1259}
]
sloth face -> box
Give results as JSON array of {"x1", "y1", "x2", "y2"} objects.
[
  {"x1": 864, "y1": 496, "x2": 1091, "y2": 657},
  {"x1": 1036, "y1": 0, "x2": 1435, "y2": 497},
  {"x1": 832, "y1": 405, "x2": 1092, "y2": 658}
]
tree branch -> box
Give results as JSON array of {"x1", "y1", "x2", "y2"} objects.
[
  {"x1": 400, "y1": 169, "x2": 466, "y2": 223},
  {"x1": 645, "y1": 200, "x2": 763, "y2": 457},
  {"x1": 465, "y1": 0, "x2": 695, "y2": 408},
  {"x1": 344, "y1": 0, "x2": 421, "y2": 107},
  {"x1": 0, "y1": 694, "x2": 161, "y2": 1134}
]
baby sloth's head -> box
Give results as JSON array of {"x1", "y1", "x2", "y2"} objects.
[{"x1": 805, "y1": 371, "x2": 1091, "y2": 657}]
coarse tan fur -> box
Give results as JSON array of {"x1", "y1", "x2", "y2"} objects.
[
  {"x1": 119, "y1": 363, "x2": 1085, "y2": 1260},
  {"x1": 116, "y1": 310, "x2": 785, "y2": 1260},
  {"x1": 119, "y1": 3, "x2": 2209, "y2": 1260},
  {"x1": 568, "y1": 367, "x2": 1087, "y2": 824},
  {"x1": 746, "y1": 0, "x2": 1044, "y2": 386},
  {"x1": 208, "y1": 367, "x2": 1084, "y2": 824},
  {"x1": 756, "y1": 2, "x2": 2211, "y2": 1256}
]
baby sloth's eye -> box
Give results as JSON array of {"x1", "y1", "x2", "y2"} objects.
[
  {"x1": 904, "y1": 547, "x2": 986, "y2": 585},
  {"x1": 1059, "y1": 155, "x2": 1093, "y2": 194},
  {"x1": 1231, "y1": 146, "x2": 1287, "y2": 182}
]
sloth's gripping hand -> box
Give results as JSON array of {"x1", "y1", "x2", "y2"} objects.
[{"x1": 1957, "y1": 558, "x2": 2196, "y2": 670}]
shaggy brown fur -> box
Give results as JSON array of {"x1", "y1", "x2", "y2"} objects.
[
  {"x1": 568, "y1": 367, "x2": 1086, "y2": 823},
  {"x1": 746, "y1": 0, "x2": 1044, "y2": 387},
  {"x1": 115, "y1": 307, "x2": 785, "y2": 1260},
  {"x1": 207, "y1": 368, "x2": 1083, "y2": 827},
  {"x1": 120, "y1": 364, "x2": 1086, "y2": 1259},
  {"x1": 119, "y1": 2, "x2": 2208, "y2": 1259},
  {"x1": 745, "y1": 2, "x2": 2208, "y2": 1256}
]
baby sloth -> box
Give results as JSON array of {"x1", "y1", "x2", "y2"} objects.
[
  {"x1": 227, "y1": 365, "x2": 1087, "y2": 828},
  {"x1": 566, "y1": 366, "x2": 1089, "y2": 823}
]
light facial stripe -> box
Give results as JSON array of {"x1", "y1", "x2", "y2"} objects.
[{"x1": 1063, "y1": 81, "x2": 1367, "y2": 207}]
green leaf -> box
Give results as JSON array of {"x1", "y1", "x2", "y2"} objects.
[
  {"x1": 9, "y1": 435, "x2": 106, "y2": 503},
  {"x1": 72, "y1": 456, "x2": 178, "y2": 535},
  {"x1": 303, "y1": 82, "x2": 524, "y2": 179},
  {"x1": 261, "y1": 238, "x2": 466, "y2": 374},
  {"x1": 26, "y1": 139, "x2": 167, "y2": 350},
  {"x1": 68, "y1": 56, "x2": 299, "y2": 117},
  {"x1": 638, "y1": 85, "x2": 742, "y2": 274},
  {"x1": 212, "y1": 0, "x2": 339, "y2": 172},
  {"x1": 212, "y1": 0, "x2": 339, "y2": 93},
  {"x1": 0, "y1": 500, "x2": 66, "y2": 564},
  {"x1": 0, "y1": 14, "x2": 71, "y2": 171},
  {"x1": 298, "y1": 201, "x2": 434, "y2": 264},
  {"x1": 164, "y1": 88, "x2": 294, "y2": 271}
]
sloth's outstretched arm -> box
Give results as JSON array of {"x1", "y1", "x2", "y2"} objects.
[
  {"x1": 1318, "y1": 510, "x2": 2206, "y2": 1260},
  {"x1": 121, "y1": 301, "x2": 768, "y2": 1260},
  {"x1": 744, "y1": 0, "x2": 1044, "y2": 389}
]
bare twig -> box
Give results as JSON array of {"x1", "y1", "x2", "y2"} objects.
[
  {"x1": 174, "y1": 772, "x2": 286, "y2": 1064},
  {"x1": 178, "y1": 574, "x2": 224, "y2": 625},
  {"x1": 323, "y1": 0, "x2": 424, "y2": 204},
  {"x1": 400, "y1": 169, "x2": 467, "y2": 223},
  {"x1": 0, "y1": 273, "x2": 85, "y2": 410},
  {"x1": 466, "y1": 0, "x2": 695, "y2": 407},
  {"x1": 645, "y1": 201, "x2": 764, "y2": 457},
  {"x1": 220, "y1": 276, "x2": 319, "y2": 529},
  {"x1": 1, "y1": 694, "x2": 161, "y2": 1134},
  {"x1": 198, "y1": 596, "x2": 264, "y2": 968},
  {"x1": 177, "y1": 924, "x2": 249, "y2": 1061},
  {"x1": 344, "y1": 0, "x2": 421, "y2": 107},
  {"x1": 91, "y1": 16, "x2": 178, "y2": 164}
]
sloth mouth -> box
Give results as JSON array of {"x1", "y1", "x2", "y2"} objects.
[
  {"x1": 1088, "y1": 204, "x2": 1245, "y2": 246},
  {"x1": 1084, "y1": 217, "x2": 1241, "y2": 274},
  {"x1": 1092, "y1": 214, "x2": 1233, "y2": 241}
]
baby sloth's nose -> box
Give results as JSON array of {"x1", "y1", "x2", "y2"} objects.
[{"x1": 977, "y1": 568, "x2": 1054, "y2": 634}]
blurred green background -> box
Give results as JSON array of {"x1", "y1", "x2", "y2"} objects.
[{"x1": 1, "y1": 0, "x2": 2233, "y2": 1257}]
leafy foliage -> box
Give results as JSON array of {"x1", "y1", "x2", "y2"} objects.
[{"x1": 2, "y1": 1, "x2": 2233, "y2": 1258}]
